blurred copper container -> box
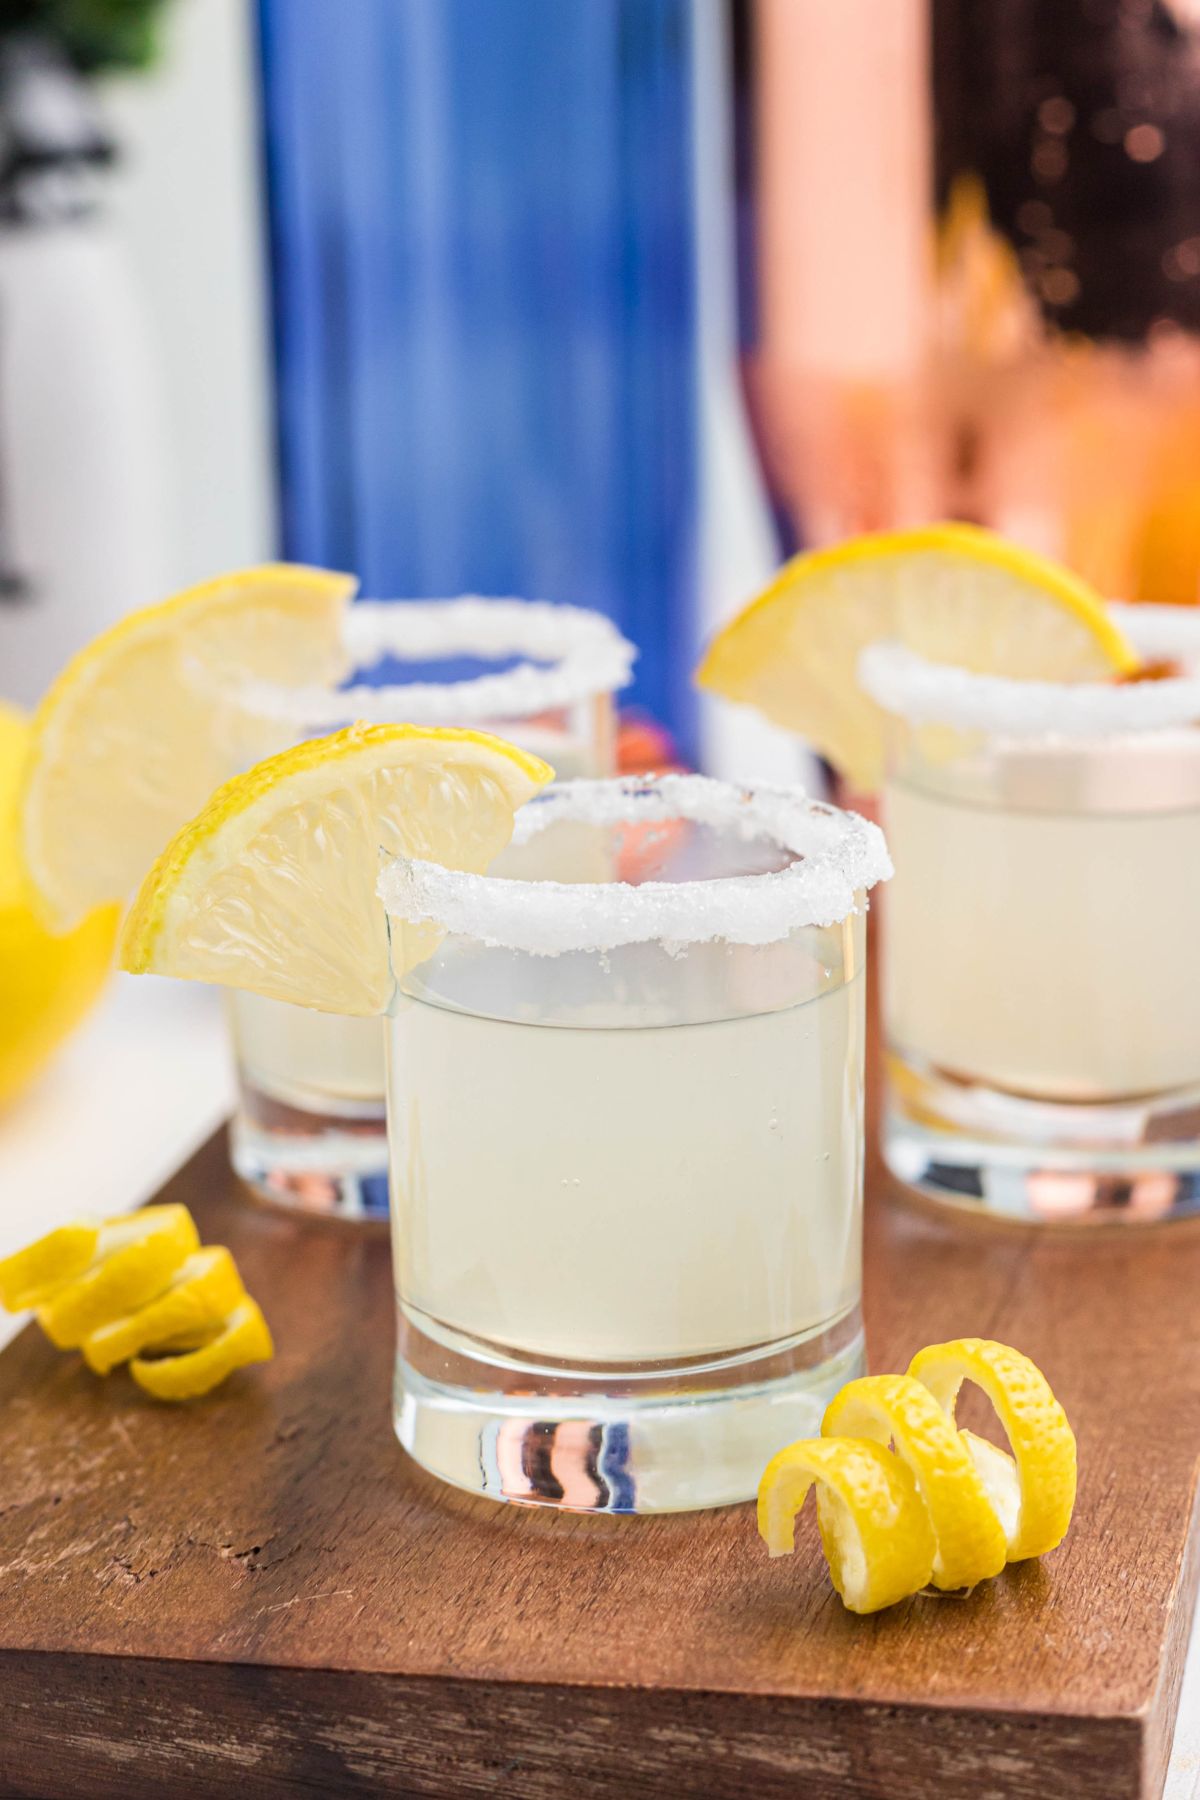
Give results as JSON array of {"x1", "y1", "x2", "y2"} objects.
[{"x1": 748, "y1": 0, "x2": 1200, "y2": 607}]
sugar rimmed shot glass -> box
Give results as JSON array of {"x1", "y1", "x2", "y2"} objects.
[
  {"x1": 378, "y1": 774, "x2": 891, "y2": 1513},
  {"x1": 224, "y1": 599, "x2": 635, "y2": 1220},
  {"x1": 861, "y1": 633, "x2": 1200, "y2": 1224}
]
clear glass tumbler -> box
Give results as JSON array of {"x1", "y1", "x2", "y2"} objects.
[
  {"x1": 378, "y1": 775, "x2": 891, "y2": 1512},
  {"x1": 863, "y1": 639, "x2": 1200, "y2": 1224},
  {"x1": 226, "y1": 599, "x2": 635, "y2": 1220}
]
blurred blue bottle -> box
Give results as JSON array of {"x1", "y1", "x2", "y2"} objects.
[{"x1": 258, "y1": 0, "x2": 703, "y2": 751}]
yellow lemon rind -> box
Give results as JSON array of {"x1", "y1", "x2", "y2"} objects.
[
  {"x1": 37, "y1": 1205, "x2": 200, "y2": 1349},
  {"x1": 130, "y1": 1297, "x2": 274, "y2": 1401},
  {"x1": 821, "y1": 1372, "x2": 1009, "y2": 1591},
  {"x1": 81, "y1": 1245, "x2": 246, "y2": 1375},
  {"x1": 907, "y1": 1337, "x2": 1077, "y2": 1562},
  {"x1": 0, "y1": 1220, "x2": 100, "y2": 1312},
  {"x1": 757, "y1": 1435, "x2": 936, "y2": 1615}
]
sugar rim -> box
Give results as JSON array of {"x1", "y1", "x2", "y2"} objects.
[
  {"x1": 377, "y1": 774, "x2": 892, "y2": 954},
  {"x1": 232, "y1": 598, "x2": 636, "y2": 726},
  {"x1": 1109, "y1": 601, "x2": 1200, "y2": 663},
  {"x1": 858, "y1": 643, "x2": 1200, "y2": 739}
]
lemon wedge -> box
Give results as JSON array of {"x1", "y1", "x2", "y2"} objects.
[
  {"x1": 0, "y1": 1219, "x2": 99, "y2": 1311},
  {"x1": 81, "y1": 1246, "x2": 245, "y2": 1375},
  {"x1": 696, "y1": 524, "x2": 1138, "y2": 788},
  {"x1": 907, "y1": 1338, "x2": 1077, "y2": 1561},
  {"x1": 37, "y1": 1205, "x2": 199, "y2": 1349},
  {"x1": 119, "y1": 723, "x2": 553, "y2": 1014},
  {"x1": 758, "y1": 1437, "x2": 936, "y2": 1614},
  {"x1": 21, "y1": 565, "x2": 357, "y2": 930},
  {"x1": 822, "y1": 1373, "x2": 1008, "y2": 1590},
  {"x1": 131, "y1": 1297, "x2": 273, "y2": 1401}
]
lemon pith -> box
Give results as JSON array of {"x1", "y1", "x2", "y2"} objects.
[
  {"x1": 696, "y1": 524, "x2": 1138, "y2": 789},
  {"x1": 821, "y1": 1373, "x2": 1008, "y2": 1590},
  {"x1": 21, "y1": 564, "x2": 357, "y2": 929},
  {"x1": 119, "y1": 722, "x2": 554, "y2": 1016},
  {"x1": 757, "y1": 1437, "x2": 936, "y2": 1614},
  {"x1": 907, "y1": 1338, "x2": 1078, "y2": 1560}
]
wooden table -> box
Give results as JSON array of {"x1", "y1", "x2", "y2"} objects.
[{"x1": 0, "y1": 1127, "x2": 1196, "y2": 1800}]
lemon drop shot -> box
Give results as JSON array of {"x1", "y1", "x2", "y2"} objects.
[
  {"x1": 222, "y1": 598, "x2": 634, "y2": 1218},
  {"x1": 378, "y1": 774, "x2": 891, "y2": 1513},
  {"x1": 860, "y1": 637, "x2": 1200, "y2": 1222}
]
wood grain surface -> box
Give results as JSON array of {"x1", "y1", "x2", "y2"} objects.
[{"x1": 0, "y1": 1126, "x2": 1196, "y2": 1800}]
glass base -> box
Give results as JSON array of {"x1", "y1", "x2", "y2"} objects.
[
  {"x1": 393, "y1": 1305, "x2": 864, "y2": 1513},
  {"x1": 230, "y1": 1082, "x2": 389, "y2": 1221},
  {"x1": 885, "y1": 1052, "x2": 1200, "y2": 1224}
]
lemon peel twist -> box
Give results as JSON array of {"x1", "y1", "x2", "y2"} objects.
[
  {"x1": 758, "y1": 1437, "x2": 936, "y2": 1614},
  {"x1": 821, "y1": 1373, "x2": 1009, "y2": 1590},
  {"x1": 758, "y1": 1338, "x2": 1076, "y2": 1614},
  {"x1": 37, "y1": 1206, "x2": 200, "y2": 1349},
  {"x1": 907, "y1": 1338, "x2": 1077, "y2": 1561},
  {"x1": 81, "y1": 1246, "x2": 246, "y2": 1375},
  {"x1": 0, "y1": 1207, "x2": 274, "y2": 1400}
]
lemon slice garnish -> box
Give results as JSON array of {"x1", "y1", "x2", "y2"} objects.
[
  {"x1": 37, "y1": 1205, "x2": 199, "y2": 1349},
  {"x1": 21, "y1": 565, "x2": 357, "y2": 929},
  {"x1": 130, "y1": 1298, "x2": 273, "y2": 1401},
  {"x1": 907, "y1": 1338, "x2": 1078, "y2": 1560},
  {"x1": 0, "y1": 1219, "x2": 99, "y2": 1311},
  {"x1": 822, "y1": 1372, "x2": 1008, "y2": 1589},
  {"x1": 696, "y1": 524, "x2": 1137, "y2": 788},
  {"x1": 758, "y1": 1437, "x2": 936, "y2": 1615},
  {"x1": 81, "y1": 1246, "x2": 245, "y2": 1375},
  {"x1": 119, "y1": 722, "x2": 553, "y2": 1014}
]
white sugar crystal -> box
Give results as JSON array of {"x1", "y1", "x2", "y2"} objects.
[
  {"x1": 234, "y1": 597, "x2": 635, "y2": 726},
  {"x1": 378, "y1": 775, "x2": 893, "y2": 954},
  {"x1": 858, "y1": 643, "x2": 1200, "y2": 739}
]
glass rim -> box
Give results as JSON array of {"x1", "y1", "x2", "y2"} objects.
[
  {"x1": 225, "y1": 597, "x2": 637, "y2": 726},
  {"x1": 858, "y1": 642, "x2": 1200, "y2": 741},
  {"x1": 377, "y1": 774, "x2": 892, "y2": 955}
]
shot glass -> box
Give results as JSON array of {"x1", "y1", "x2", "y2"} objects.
[
  {"x1": 378, "y1": 774, "x2": 891, "y2": 1512},
  {"x1": 862, "y1": 636, "x2": 1200, "y2": 1223},
  {"x1": 225, "y1": 599, "x2": 635, "y2": 1219}
]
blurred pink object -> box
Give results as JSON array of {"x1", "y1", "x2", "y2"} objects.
[{"x1": 751, "y1": 0, "x2": 937, "y2": 541}]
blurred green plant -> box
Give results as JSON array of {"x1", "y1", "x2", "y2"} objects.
[{"x1": 0, "y1": 0, "x2": 172, "y2": 74}]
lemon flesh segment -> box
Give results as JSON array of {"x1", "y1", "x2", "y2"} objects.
[
  {"x1": 822, "y1": 1371, "x2": 1008, "y2": 1590},
  {"x1": 130, "y1": 1297, "x2": 274, "y2": 1401},
  {"x1": 119, "y1": 722, "x2": 554, "y2": 1016},
  {"x1": 37, "y1": 1205, "x2": 200, "y2": 1350},
  {"x1": 81, "y1": 1246, "x2": 245, "y2": 1375},
  {"x1": 696, "y1": 524, "x2": 1138, "y2": 790},
  {"x1": 758, "y1": 1436, "x2": 935, "y2": 1614},
  {"x1": 21, "y1": 565, "x2": 357, "y2": 930},
  {"x1": 0, "y1": 1220, "x2": 99, "y2": 1311},
  {"x1": 907, "y1": 1338, "x2": 1077, "y2": 1561}
]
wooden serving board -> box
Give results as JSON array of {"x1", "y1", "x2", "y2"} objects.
[{"x1": 0, "y1": 1126, "x2": 1196, "y2": 1800}]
